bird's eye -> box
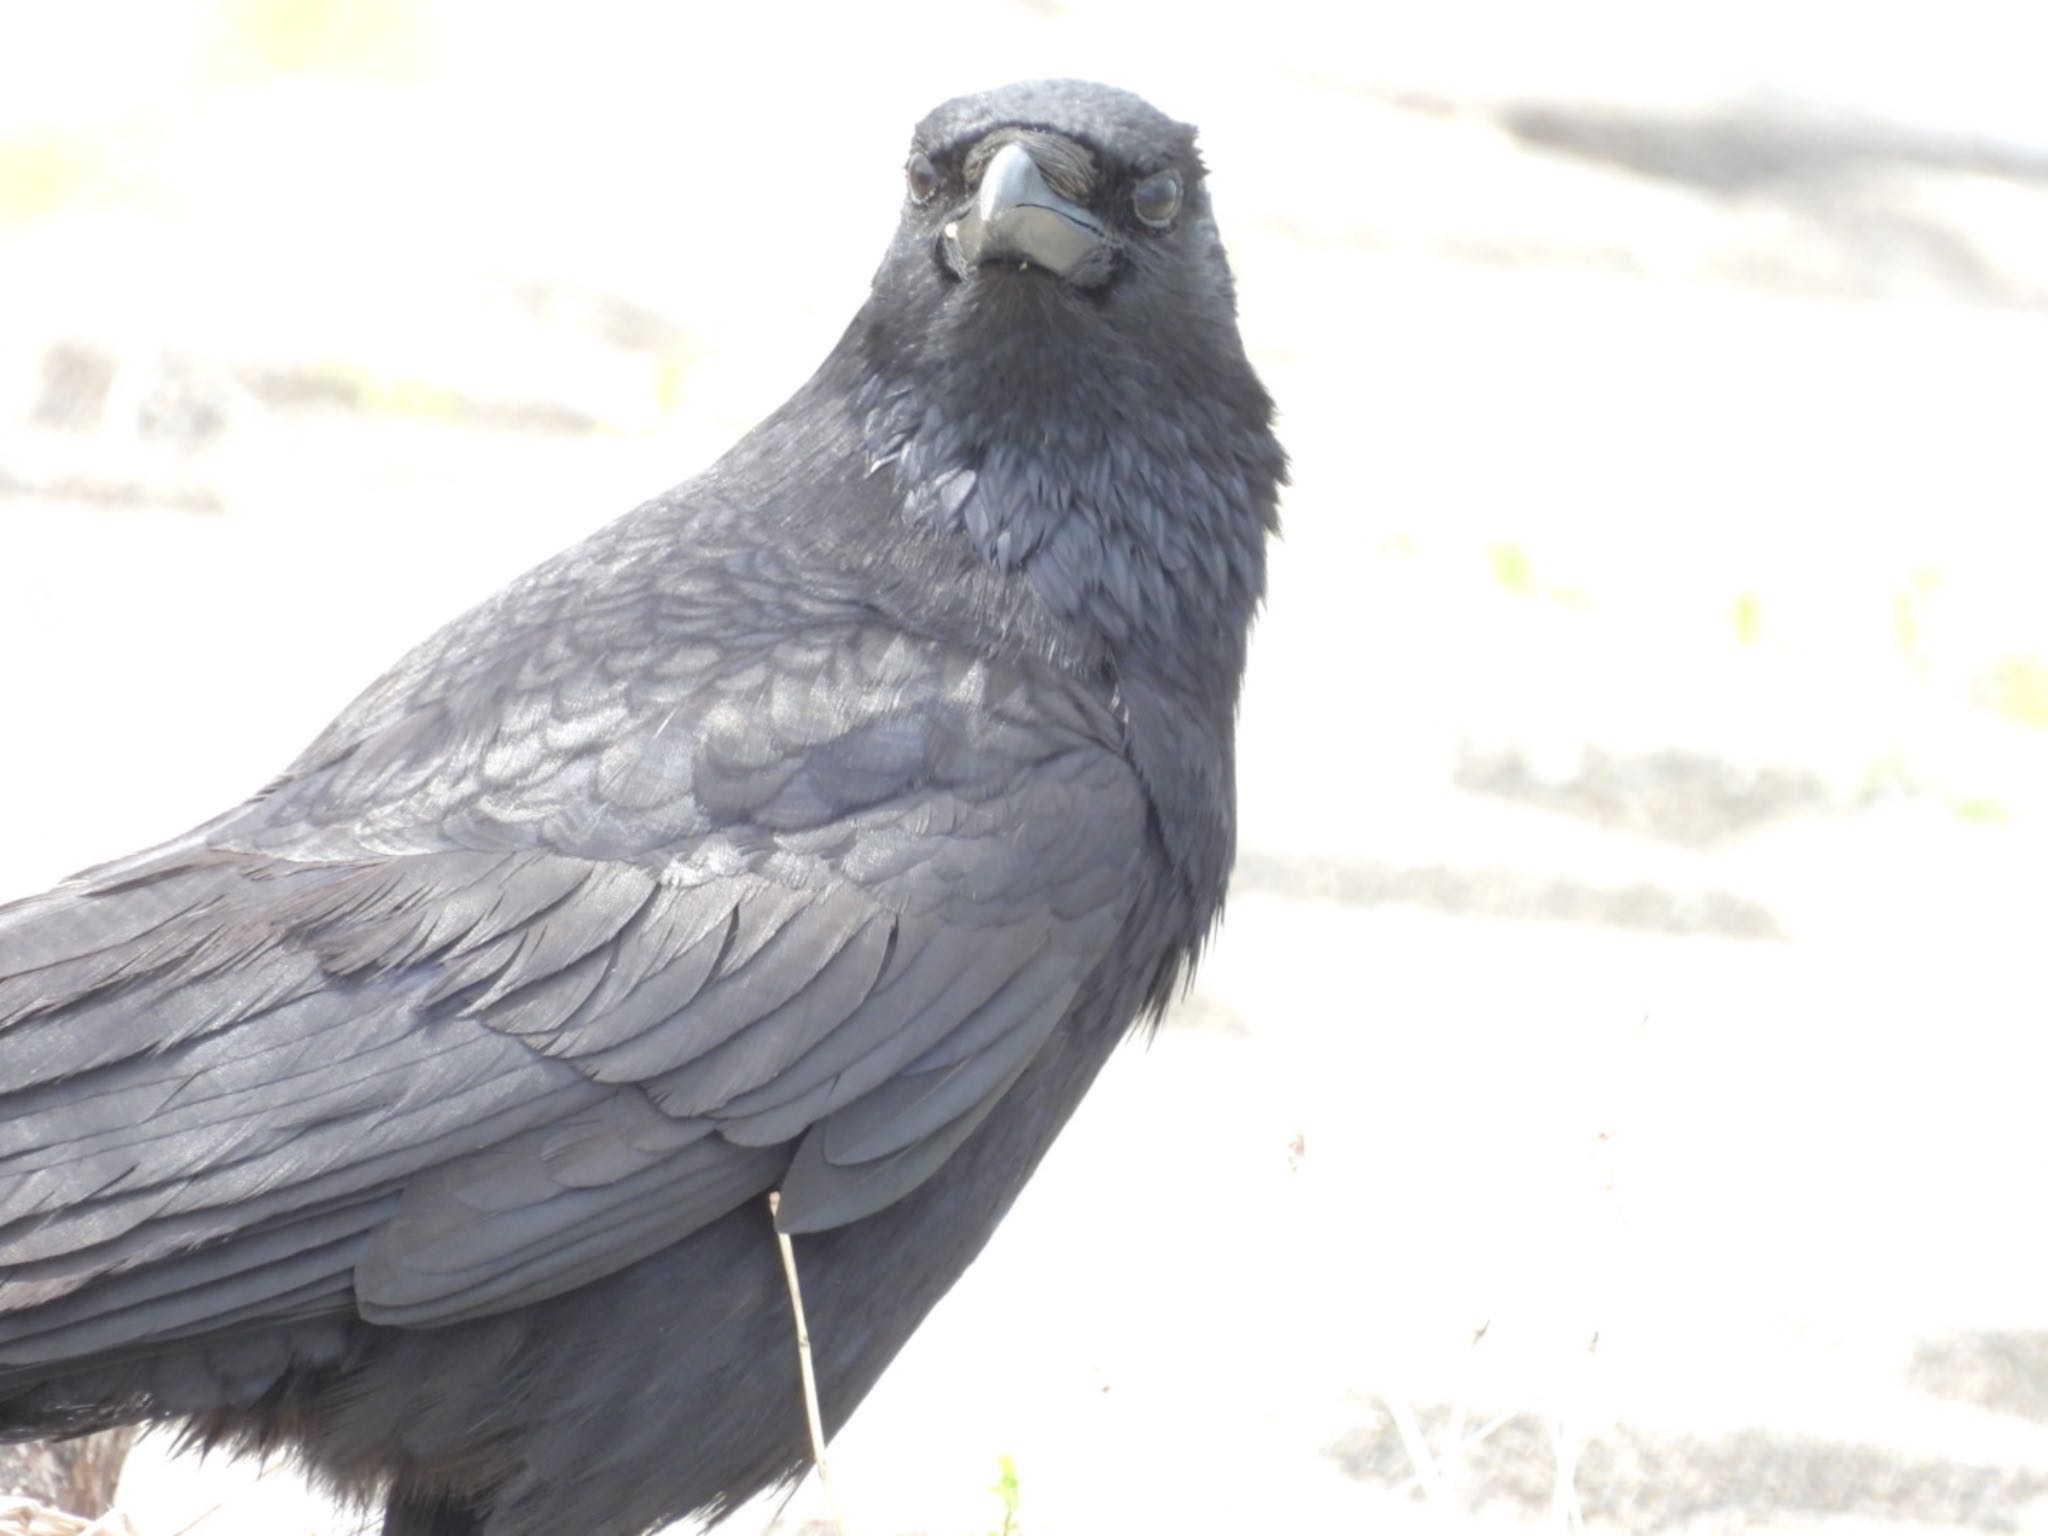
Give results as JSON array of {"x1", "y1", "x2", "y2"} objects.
[
  {"x1": 1132, "y1": 169, "x2": 1181, "y2": 228},
  {"x1": 906, "y1": 152, "x2": 939, "y2": 205}
]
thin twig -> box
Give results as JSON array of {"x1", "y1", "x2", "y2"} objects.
[
  {"x1": 1, "y1": 1495, "x2": 138, "y2": 1536},
  {"x1": 1387, "y1": 1406, "x2": 1525, "y2": 1500},
  {"x1": 766, "y1": 1191, "x2": 847, "y2": 1536},
  {"x1": 1382, "y1": 1395, "x2": 1441, "y2": 1508},
  {"x1": 164, "y1": 1498, "x2": 225, "y2": 1536},
  {"x1": 1547, "y1": 1412, "x2": 1587, "y2": 1534}
]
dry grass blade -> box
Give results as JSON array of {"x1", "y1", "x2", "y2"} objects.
[
  {"x1": 1382, "y1": 1395, "x2": 1443, "y2": 1508},
  {"x1": 766, "y1": 1191, "x2": 848, "y2": 1536},
  {"x1": 0, "y1": 1496, "x2": 139, "y2": 1536}
]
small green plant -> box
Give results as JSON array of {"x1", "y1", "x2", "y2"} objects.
[
  {"x1": 1891, "y1": 565, "x2": 1941, "y2": 670},
  {"x1": 987, "y1": 1454, "x2": 1021, "y2": 1536},
  {"x1": 1488, "y1": 541, "x2": 1533, "y2": 595},
  {"x1": 208, "y1": 0, "x2": 430, "y2": 79},
  {"x1": 1730, "y1": 591, "x2": 1763, "y2": 647},
  {"x1": 0, "y1": 130, "x2": 106, "y2": 225},
  {"x1": 1952, "y1": 796, "x2": 2012, "y2": 826},
  {"x1": 1486, "y1": 541, "x2": 1590, "y2": 608},
  {"x1": 1859, "y1": 746, "x2": 1913, "y2": 802},
  {"x1": 1984, "y1": 655, "x2": 2048, "y2": 729}
]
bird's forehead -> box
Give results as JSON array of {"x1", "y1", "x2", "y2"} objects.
[{"x1": 914, "y1": 79, "x2": 1197, "y2": 168}]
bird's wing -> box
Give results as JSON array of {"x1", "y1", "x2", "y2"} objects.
[{"x1": 0, "y1": 613, "x2": 1145, "y2": 1359}]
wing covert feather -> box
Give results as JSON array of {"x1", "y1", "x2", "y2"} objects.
[{"x1": 0, "y1": 612, "x2": 1150, "y2": 1354}]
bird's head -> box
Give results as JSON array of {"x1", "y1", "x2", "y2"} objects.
[
  {"x1": 811, "y1": 82, "x2": 1280, "y2": 723},
  {"x1": 866, "y1": 79, "x2": 1238, "y2": 365},
  {"x1": 905, "y1": 82, "x2": 1205, "y2": 297}
]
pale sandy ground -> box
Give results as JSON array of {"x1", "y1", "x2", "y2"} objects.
[{"x1": 3, "y1": 3, "x2": 2048, "y2": 1534}]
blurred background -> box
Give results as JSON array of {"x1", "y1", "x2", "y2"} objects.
[{"x1": 2, "y1": 2, "x2": 2046, "y2": 1532}]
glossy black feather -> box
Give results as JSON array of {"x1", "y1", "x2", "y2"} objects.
[{"x1": 0, "y1": 79, "x2": 1282, "y2": 1536}]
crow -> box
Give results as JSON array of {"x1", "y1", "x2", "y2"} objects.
[{"x1": 0, "y1": 79, "x2": 1283, "y2": 1536}]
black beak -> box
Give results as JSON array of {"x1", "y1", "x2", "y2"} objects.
[{"x1": 945, "y1": 141, "x2": 1110, "y2": 283}]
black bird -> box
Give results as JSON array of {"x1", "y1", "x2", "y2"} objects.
[{"x1": 0, "y1": 80, "x2": 1283, "y2": 1535}]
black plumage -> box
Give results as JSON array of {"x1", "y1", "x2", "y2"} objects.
[{"x1": 0, "y1": 80, "x2": 1283, "y2": 1535}]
